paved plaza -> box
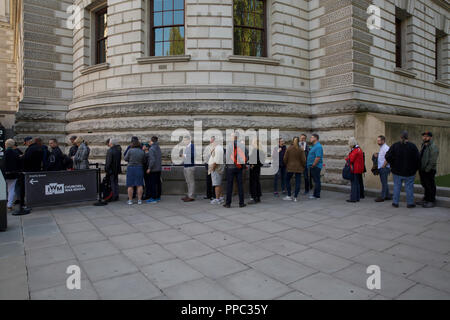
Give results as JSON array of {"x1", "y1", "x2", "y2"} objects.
[{"x1": 0, "y1": 191, "x2": 449, "y2": 300}]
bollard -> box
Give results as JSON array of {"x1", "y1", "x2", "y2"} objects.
[{"x1": 0, "y1": 170, "x2": 7, "y2": 231}]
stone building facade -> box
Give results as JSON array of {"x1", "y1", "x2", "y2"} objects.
[
  {"x1": 7, "y1": 0, "x2": 450, "y2": 187},
  {"x1": 0, "y1": 0, "x2": 23, "y2": 134}
]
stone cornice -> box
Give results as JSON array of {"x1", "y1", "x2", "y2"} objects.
[
  {"x1": 394, "y1": 67, "x2": 417, "y2": 78},
  {"x1": 136, "y1": 55, "x2": 191, "y2": 64},
  {"x1": 228, "y1": 55, "x2": 280, "y2": 66},
  {"x1": 80, "y1": 62, "x2": 110, "y2": 76}
]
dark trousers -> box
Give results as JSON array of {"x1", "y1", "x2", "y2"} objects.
[
  {"x1": 17, "y1": 173, "x2": 26, "y2": 208},
  {"x1": 273, "y1": 166, "x2": 286, "y2": 193},
  {"x1": 150, "y1": 171, "x2": 162, "y2": 199},
  {"x1": 419, "y1": 169, "x2": 436, "y2": 202},
  {"x1": 205, "y1": 164, "x2": 214, "y2": 199},
  {"x1": 109, "y1": 174, "x2": 119, "y2": 198},
  {"x1": 310, "y1": 167, "x2": 321, "y2": 198},
  {"x1": 303, "y1": 167, "x2": 310, "y2": 193},
  {"x1": 379, "y1": 167, "x2": 391, "y2": 199},
  {"x1": 144, "y1": 173, "x2": 151, "y2": 198},
  {"x1": 226, "y1": 167, "x2": 244, "y2": 206},
  {"x1": 286, "y1": 172, "x2": 301, "y2": 198},
  {"x1": 249, "y1": 166, "x2": 262, "y2": 201},
  {"x1": 350, "y1": 173, "x2": 361, "y2": 201},
  {"x1": 358, "y1": 174, "x2": 365, "y2": 198}
]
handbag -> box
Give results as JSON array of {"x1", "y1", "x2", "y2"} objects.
[{"x1": 342, "y1": 160, "x2": 353, "y2": 180}]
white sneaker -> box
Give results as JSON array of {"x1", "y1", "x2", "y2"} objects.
[
  {"x1": 127, "y1": 200, "x2": 133, "y2": 205},
  {"x1": 309, "y1": 195, "x2": 317, "y2": 200},
  {"x1": 138, "y1": 200, "x2": 143, "y2": 205},
  {"x1": 294, "y1": 198, "x2": 298, "y2": 202},
  {"x1": 283, "y1": 196, "x2": 293, "y2": 201},
  {"x1": 210, "y1": 199, "x2": 219, "y2": 205}
]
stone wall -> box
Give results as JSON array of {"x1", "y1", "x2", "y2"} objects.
[{"x1": 14, "y1": 0, "x2": 73, "y2": 144}]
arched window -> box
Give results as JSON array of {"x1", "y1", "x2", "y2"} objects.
[
  {"x1": 233, "y1": 0, "x2": 266, "y2": 57},
  {"x1": 151, "y1": 0, "x2": 185, "y2": 56}
]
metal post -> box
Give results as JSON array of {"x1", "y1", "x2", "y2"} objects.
[{"x1": 0, "y1": 171, "x2": 7, "y2": 231}]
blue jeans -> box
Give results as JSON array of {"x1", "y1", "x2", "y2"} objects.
[
  {"x1": 393, "y1": 174, "x2": 415, "y2": 206},
  {"x1": 350, "y1": 173, "x2": 361, "y2": 201},
  {"x1": 274, "y1": 166, "x2": 286, "y2": 193},
  {"x1": 310, "y1": 167, "x2": 321, "y2": 198},
  {"x1": 379, "y1": 168, "x2": 391, "y2": 199},
  {"x1": 286, "y1": 172, "x2": 301, "y2": 198}
]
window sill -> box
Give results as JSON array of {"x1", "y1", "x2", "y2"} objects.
[
  {"x1": 394, "y1": 67, "x2": 417, "y2": 78},
  {"x1": 228, "y1": 55, "x2": 280, "y2": 66},
  {"x1": 80, "y1": 63, "x2": 110, "y2": 76},
  {"x1": 136, "y1": 55, "x2": 191, "y2": 64},
  {"x1": 434, "y1": 79, "x2": 450, "y2": 88}
]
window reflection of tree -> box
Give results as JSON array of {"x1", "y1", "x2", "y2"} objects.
[{"x1": 234, "y1": 0, "x2": 266, "y2": 57}]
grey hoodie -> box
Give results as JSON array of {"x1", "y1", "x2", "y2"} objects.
[{"x1": 148, "y1": 142, "x2": 162, "y2": 172}]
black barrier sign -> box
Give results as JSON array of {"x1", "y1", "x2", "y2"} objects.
[{"x1": 25, "y1": 169, "x2": 98, "y2": 207}]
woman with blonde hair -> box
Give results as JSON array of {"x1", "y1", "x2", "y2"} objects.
[
  {"x1": 72, "y1": 137, "x2": 90, "y2": 169},
  {"x1": 3, "y1": 139, "x2": 21, "y2": 209},
  {"x1": 283, "y1": 136, "x2": 306, "y2": 202}
]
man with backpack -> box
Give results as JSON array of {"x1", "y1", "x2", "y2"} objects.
[{"x1": 224, "y1": 132, "x2": 247, "y2": 208}]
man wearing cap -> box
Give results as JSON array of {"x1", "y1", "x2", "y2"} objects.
[
  {"x1": 417, "y1": 131, "x2": 439, "y2": 208},
  {"x1": 385, "y1": 131, "x2": 420, "y2": 208}
]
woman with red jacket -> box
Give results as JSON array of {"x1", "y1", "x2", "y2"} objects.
[{"x1": 346, "y1": 137, "x2": 364, "y2": 202}]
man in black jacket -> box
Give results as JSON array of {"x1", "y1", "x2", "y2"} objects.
[
  {"x1": 105, "y1": 138, "x2": 122, "y2": 201},
  {"x1": 385, "y1": 131, "x2": 420, "y2": 208},
  {"x1": 23, "y1": 138, "x2": 43, "y2": 172},
  {"x1": 47, "y1": 139, "x2": 65, "y2": 171}
]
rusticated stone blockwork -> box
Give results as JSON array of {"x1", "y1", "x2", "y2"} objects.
[{"x1": 5, "y1": 0, "x2": 449, "y2": 187}]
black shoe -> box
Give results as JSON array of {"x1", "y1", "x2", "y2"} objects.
[
  {"x1": 423, "y1": 202, "x2": 435, "y2": 208},
  {"x1": 239, "y1": 204, "x2": 247, "y2": 208},
  {"x1": 407, "y1": 204, "x2": 416, "y2": 209},
  {"x1": 223, "y1": 204, "x2": 231, "y2": 208},
  {"x1": 384, "y1": 196, "x2": 392, "y2": 201},
  {"x1": 392, "y1": 203, "x2": 399, "y2": 208},
  {"x1": 416, "y1": 200, "x2": 426, "y2": 206},
  {"x1": 346, "y1": 200, "x2": 357, "y2": 203},
  {"x1": 12, "y1": 208, "x2": 32, "y2": 216}
]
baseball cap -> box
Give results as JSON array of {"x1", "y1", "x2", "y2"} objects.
[
  {"x1": 24, "y1": 136, "x2": 33, "y2": 143},
  {"x1": 422, "y1": 131, "x2": 433, "y2": 137}
]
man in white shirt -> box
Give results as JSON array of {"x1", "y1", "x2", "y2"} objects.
[
  {"x1": 375, "y1": 135, "x2": 392, "y2": 202},
  {"x1": 208, "y1": 138, "x2": 224, "y2": 204}
]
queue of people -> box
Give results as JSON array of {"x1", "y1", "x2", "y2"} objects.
[
  {"x1": 2, "y1": 135, "x2": 90, "y2": 215},
  {"x1": 1, "y1": 130, "x2": 441, "y2": 210},
  {"x1": 347, "y1": 130, "x2": 440, "y2": 208}
]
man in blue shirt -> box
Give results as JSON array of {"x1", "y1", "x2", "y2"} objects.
[{"x1": 307, "y1": 133, "x2": 323, "y2": 199}]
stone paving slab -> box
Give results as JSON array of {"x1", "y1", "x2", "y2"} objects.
[{"x1": 0, "y1": 191, "x2": 449, "y2": 300}]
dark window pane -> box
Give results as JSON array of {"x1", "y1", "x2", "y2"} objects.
[
  {"x1": 154, "y1": 0, "x2": 163, "y2": 12},
  {"x1": 155, "y1": 42, "x2": 163, "y2": 56},
  {"x1": 164, "y1": 0, "x2": 173, "y2": 10},
  {"x1": 155, "y1": 28, "x2": 163, "y2": 42},
  {"x1": 233, "y1": 0, "x2": 265, "y2": 57},
  {"x1": 154, "y1": 12, "x2": 162, "y2": 26},
  {"x1": 174, "y1": 10, "x2": 184, "y2": 25},
  {"x1": 174, "y1": 0, "x2": 184, "y2": 10},
  {"x1": 163, "y1": 11, "x2": 173, "y2": 25}
]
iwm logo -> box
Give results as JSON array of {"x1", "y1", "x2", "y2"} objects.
[{"x1": 45, "y1": 183, "x2": 65, "y2": 195}]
